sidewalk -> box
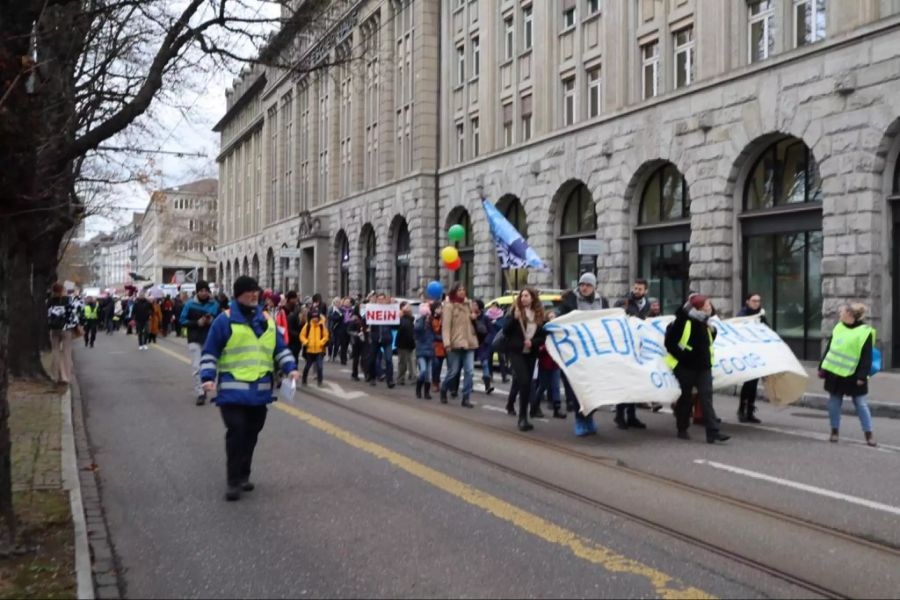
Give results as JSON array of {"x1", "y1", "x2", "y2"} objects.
[
  {"x1": 0, "y1": 380, "x2": 75, "y2": 598},
  {"x1": 795, "y1": 365, "x2": 900, "y2": 419}
]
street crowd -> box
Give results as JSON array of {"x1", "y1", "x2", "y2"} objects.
[{"x1": 46, "y1": 271, "x2": 880, "y2": 501}]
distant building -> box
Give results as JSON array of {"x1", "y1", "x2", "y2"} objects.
[
  {"x1": 82, "y1": 212, "x2": 143, "y2": 289},
  {"x1": 139, "y1": 178, "x2": 218, "y2": 285}
]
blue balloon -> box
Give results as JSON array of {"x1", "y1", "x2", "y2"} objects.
[{"x1": 426, "y1": 281, "x2": 444, "y2": 300}]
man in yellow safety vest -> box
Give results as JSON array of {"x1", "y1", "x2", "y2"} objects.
[
  {"x1": 81, "y1": 296, "x2": 100, "y2": 348},
  {"x1": 664, "y1": 294, "x2": 730, "y2": 444},
  {"x1": 201, "y1": 276, "x2": 299, "y2": 501}
]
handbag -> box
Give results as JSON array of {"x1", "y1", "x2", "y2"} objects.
[
  {"x1": 491, "y1": 329, "x2": 508, "y2": 354},
  {"x1": 870, "y1": 347, "x2": 882, "y2": 377}
]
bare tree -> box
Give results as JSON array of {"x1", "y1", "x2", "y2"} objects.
[{"x1": 0, "y1": 0, "x2": 341, "y2": 552}]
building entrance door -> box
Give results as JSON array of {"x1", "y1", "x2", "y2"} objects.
[
  {"x1": 301, "y1": 247, "x2": 315, "y2": 296},
  {"x1": 893, "y1": 203, "x2": 899, "y2": 368}
]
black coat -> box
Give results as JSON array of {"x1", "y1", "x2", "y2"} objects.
[
  {"x1": 820, "y1": 321, "x2": 873, "y2": 397},
  {"x1": 501, "y1": 313, "x2": 547, "y2": 355},
  {"x1": 664, "y1": 307, "x2": 718, "y2": 371},
  {"x1": 615, "y1": 292, "x2": 651, "y2": 319},
  {"x1": 395, "y1": 315, "x2": 416, "y2": 350},
  {"x1": 559, "y1": 290, "x2": 608, "y2": 316},
  {"x1": 131, "y1": 298, "x2": 152, "y2": 323}
]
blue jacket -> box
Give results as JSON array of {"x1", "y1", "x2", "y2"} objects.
[
  {"x1": 200, "y1": 300, "x2": 297, "y2": 406},
  {"x1": 414, "y1": 316, "x2": 436, "y2": 359},
  {"x1": 179, "y1": 297, "x2": 220, "y2": 345}
]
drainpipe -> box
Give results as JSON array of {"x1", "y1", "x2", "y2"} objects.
[{"x1": 433, "y1": 0, "x2": 442, "y2": 284}]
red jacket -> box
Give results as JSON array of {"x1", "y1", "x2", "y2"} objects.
[
  {"x1": 538, "y1": 345, "x2": 558, "y2": 371},
  {"x1": 275, "y1": 309, "x2": 289, "y2": 344}
]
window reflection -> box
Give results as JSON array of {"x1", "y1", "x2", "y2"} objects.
[{"x1": 745, "y1": 138, "x2": 822, "y2": 210}]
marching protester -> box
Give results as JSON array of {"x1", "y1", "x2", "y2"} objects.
[
  {"x1": 283, "y1": 291, "x2": 303, "y2": 360},
  {"x1": 503, "y1": 288, "x2": 546, "y2": 431},
  {"x1": 559, "y1": 272, "x2": 609, "y2": 436},
  {"x1": 614, "y1": 278, "x2": 650, "y2": 430},
  {"x1": 148, "y1": 298, "x2": 162, "y2": 344},
  {"x1": 300, "y1": 304, "x2": 329, "y2": 387},
  {"x1": 736, "y1": 293, "x2": 766, "y2": 423},
  {"x1": 414, "y1": 303, "x2": 435, "y2": 399},
  {"x1": 172, "y1": 292, "x2": 186, "y2": 337},
  {"x1": 81, "y1": 296, "x2": 100, "y2": 348},
  {"x1": 366, "y1": 293, "x2": 396, "y2": 388},
  {"x1": 534, "y1": 311, "x2": 565, "y2": 419},
  {"x1": 431, "y1": 302, "x2": 446, "y2": 393},
  {"x1": 162, "y1": 295, "x2": 174, "y2": 336},
  {"x1": 473, "y1": 300, "x2": 495, "y2": 395},
  {"x1": 47, "y1": 282, "x2": 78, "y2": 385},
  {"x1": 665, "y1": 294, "x2": 729, "y2": 444},
  {"x1": 348, "y1": 307, "x2": 368, "y2": 381},
  {"x1": 326, "y1": 297, "x2": 342, "y2": 362},
  {"x1": 440, "y1": 283, "x2": 478, "y2": 407},
  {"x1": 132, "y1": 293, "x2": 153, "y2": 350},
  {"x1": 180, "y1": 281, "x2": 220, "y2": 406},
  {"x1": 100, "y1": 295, "x2": 115, "y2": 335},
  {"x1": 485, "y1": 302, "x2": 508, "y2": 383},
  {"x1": 201, "y1": 276, "x2": 299, "y2": 501},
  {"x1": 395, "y1": 302, "x2": 417, "y2": 385},
  {"x1": 819, "y1": 303, "x2": 877, "y2": 447}
]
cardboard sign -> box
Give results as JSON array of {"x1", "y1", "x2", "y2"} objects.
[
  {"x1": 364, "y1": 303, "x2": 401, "y2": 325},
  {"x1": 544, "y1": 309, "x2": 809, "y2": 415}
]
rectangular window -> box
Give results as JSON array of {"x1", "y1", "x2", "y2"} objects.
[
  {"x1": 502, "y1": 102, "x2": 514, "y2": 147},
  {"x1": 471, "y1": 117, "x2": 480, "y2": 157},
  {"x1": 641, "y1": 40, "x2": 660, "y2": 99},
  {"x1": 521, "y1": 94, "x2": 533, "y2": 141},
  {"x1": 504, "y1": 16, "x2": 514, "y2": 60},
  {"x1": 456, "y1": 122, "x2": 465, "y2": 162},
  {"x1": 562, "y1": 76, "x2": 576, "y2": 126},
  {"x1": 472, "y1": 36, "x2": 480, "y2": 78},
  {"x1": 587, "y1": 0, "x2": 600, "y2": 16},
  {"x1": 364, "y1": 16, "x2": 380, "y2": 188},
  {"x1": 673, "y1": 27, "x2": 695, "y2": 89},
  {"x1": 563, "y1": 5, "x2": 576, "y2": 29},
  {"x1": 395, "y1": 3, "x2": 414, "y2": 177},
  {"x1": 523, "y1": 6, "x2": 533, "y2": 50},
  {"x1": 457, "y1": 44, "x2": 466, "y2": 85},
  {"x1": 749, "y1": 0, "x2": 775, "y2": 63},
  {"x1": 318, "y1": 75, "x2": 329, "y2": 204},
  {"x1": 794, "y1": 0, "x2": 826, "y2": 47},
  {"x1": 269, "y1": 107, "x2": 278, "y2": 223},
  {"x1": 587, "y1": 66, "x2": 601, "y2": 118},
  {"x1": 282, "y1": 94, "x2": 293, "y2": 218}
]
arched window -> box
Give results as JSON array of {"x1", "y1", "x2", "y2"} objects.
[
  {"x1": 251, "y1": 254, "x2": 260, "y2": 281},
  {"x1": 394, "y1": 220, "x2": 411, "y2": 297},
  {"x1": 557, "y1": 182, "x2": 597, "y2": 289},
  {"x1": 279, "y1": 246, "x2": 291, "y2": 292},
  {"x1": 336, "y1": 231, "x2": 350, "y2": 298},
  {"x1": 637, "y1": 163, "x2": 691, "y2": 315},
  {"x1": 362, "y1": 226, "x2": 377, "y2": 294},
  {"x1": 266, "y1": 248, "x2": 275, "y2": 290},
  {"x1": 890, "y1": 152, "x2": 900, "y2": 367},
  {"x1": 743, "y1": 137, "x2": 823, "y2": 360},
  {"x1": 225, "y1": 261, "x2": 232, "y2": 291},
  {"x1": 498, "y1": 196, "x2": 528, "y2": 293},
  {"x1": 242, "y1": 257, "x2": 249, "y2": 277},
  {"x1": 451, "y1": 210, "x2": 474, "y2": 295}
]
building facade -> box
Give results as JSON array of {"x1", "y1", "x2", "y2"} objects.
[
  {"x1": 83, "y1": 212, "x2": 143, "y2": 289},
  {"x1": 216, "y1": 0, "x2": 900, "y2": 367},
  {"x1": 139, "y1": 178, "x2": 219, "y2": 284}
]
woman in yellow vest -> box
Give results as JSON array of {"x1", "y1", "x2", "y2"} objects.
[
  {"x1": 819, "y1": 303, "x2": 876, "y2": 447},
  {"x1": 300, "y1": 304, "x2": 330, "y2": 387},
  {"x1": 664, "y1": 294, "x2": 730, "y2": 444}
]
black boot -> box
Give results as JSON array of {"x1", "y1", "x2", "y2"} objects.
[
  {"x1": 461, "y1": 395, "x2": 473, "y2": 408},
  {"x1": 440, "y1": 388, "x2": 448, "y2": 404},
  {"x1": 745, "y1": 400, "x2": 761, "y2": 424},
  {"x1": 506, "y1": 400, "x2": 516, "y2": 416},
  {"x1": 737, "y1": 397, "x2": 748, "y2": 422},
  {"x1": 423, "y1": 383, "x2": 432, "y2": 400},
  {"x1": 415, "y1": 381, "x2": 422, "y2": 399},
  {"x1": 518, "y1": 397, "x2": 533, "y2": 431},
  {"x1": 552, "y1": 408, "x2": 567, "y2": 419},
  {"x1": 483, "y1": 377, "x2": 494, "y2": 395}
]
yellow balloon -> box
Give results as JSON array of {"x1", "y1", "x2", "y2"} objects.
[{"x1": 441, "y1": 246, "x2": 459, "y2": 264}]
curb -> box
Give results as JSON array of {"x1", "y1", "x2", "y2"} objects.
[
  {"x1": 60, "y1": 388, "x2": 93, "y2": 600},
  {"x1": 70, "y1": 378, "x2": 125, "y2": 599}
]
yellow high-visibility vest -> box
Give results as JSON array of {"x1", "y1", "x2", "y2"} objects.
[
  {"x1": 664, "y1": 319, "x2": 714, "y2": 369},
  {"x1": 84, "y1": 305, "x2": 99, "y2": 320},
  {"x1": 821, "y1": 323, "x2": 875, "y2": 378},
  {"x1": 218, "y1": 318, "x2": 276, "y2": 381}
]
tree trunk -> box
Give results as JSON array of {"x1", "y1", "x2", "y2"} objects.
[{"x1": 0, "y1": 225, "x2": 17, "y2": 550}]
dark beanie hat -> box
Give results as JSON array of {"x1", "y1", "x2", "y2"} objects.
[
  {"x1": 689, "y1": 294, "x2": 709, "y2": 310},
  {"x1": 196, "y1": 280, "x2": 210, "y2": 292},
  {"x1": 233, "y1": 276, "x2": 260, "y2": 298}
]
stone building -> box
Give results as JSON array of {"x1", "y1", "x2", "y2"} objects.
[
  {"x1": 139, "y1": 178, "x2": 219, "y2": 284},
  {"x1": 215, "y1": 0, "x2": 900, "y2": 367},
  {"x1": 90, "y1": 212, "x2": 143, "y2": 289}
]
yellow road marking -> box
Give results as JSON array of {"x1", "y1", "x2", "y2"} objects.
[
  {"x1": 151, "y1": 343, "x2": 192, "y2": 365},
  {"x1": 152, "y1": 344, "x2": 713, "y2": 598},
  {"x1": 275, "y1": 402, "x2": 713, "y2": 599}
]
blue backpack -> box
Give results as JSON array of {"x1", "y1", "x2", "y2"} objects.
[{"x1": 870, "y1": 347, "x2": 882, "y2": 377}]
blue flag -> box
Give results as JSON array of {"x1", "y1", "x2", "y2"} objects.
[{"x1": 482, "y1": 199, "x2": 548, "y2": 271}]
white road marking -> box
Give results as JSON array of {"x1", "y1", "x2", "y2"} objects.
[
  {"x1": 732, "y1": 422, "x2": 900, "y2": 454},
  {"x1": 482, "y1": 405, "x2": 508, "y2": 414},
  {"x1": 318, "y1": 381, "x2": 366, "y2": 400},
  {"x1": 694, "y1": 459, "x2": 900, "y2": 517}
]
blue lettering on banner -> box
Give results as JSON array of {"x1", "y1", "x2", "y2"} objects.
[
  {"x1": 545, "y1": 324, "x2": 579, "y2": 367},
  {"x1": 650, "y1": 370, "x2": 678, "y2": 389}
]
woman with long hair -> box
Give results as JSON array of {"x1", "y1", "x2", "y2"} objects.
[
  {"x1": 737, "y1": 292, "x2": 767, "y2": 423},
  {"x1": 440, "y1": 283, "x2": 479, "y2": 407},
  {"x1": 502, "y1": 288, "x2": 546, "y2": 432}
]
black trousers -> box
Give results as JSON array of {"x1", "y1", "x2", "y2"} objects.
[
  {"x1": 508, "y1": 353, "x2": 537, "y2": 420},
  {"x1": 84, "y1": 321, "x2": 98, "y2": 347},
  {"x1": 219, "y1": 404, "x2": 268, "y2": 486},
  {"x1": 136, "y1": 321, "x2": 149, "y2": 346},
  {"x1": 740, "y1": 379, "x2": 759, "y2": 408},
  {"x1": 674, "y1": 366, "x2": 718, "y2": 434},
  {"x1": 615, "y1": 403, "x2": 636, "y2": 421}
]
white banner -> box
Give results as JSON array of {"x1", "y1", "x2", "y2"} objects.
[
  {"x1": 544, "y1": 309, "x2": 809, "y2": 415},
  {"x1": 363, "y1": 303, "x2": 401, "y2": 325}
]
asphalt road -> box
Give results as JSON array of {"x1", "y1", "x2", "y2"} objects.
[{"x1": 73, "y1": 332, "x2": 900, "y2": 598}]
